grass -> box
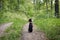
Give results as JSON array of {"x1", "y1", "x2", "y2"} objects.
[
  {"x1": 0, "y1": 12, "x2": 28, "y2": 24},
  {"x1": 0, "y1": 11, "x2": 60, "y2": 40},
  {"x1": 0, "y1": 12, "x2": 27, "y2": 40},
  {"x1": 0, "y1": 19, "x2": 26, "y2": 40},
  {"x1": 34, "y1": 18, "x2": 60, "y2": 40}
]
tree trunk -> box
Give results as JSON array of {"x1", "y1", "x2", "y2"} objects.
[
  {"x1": 51, "y1": 0, "x2": 53, "y2": 13},
  {"x1": 0, "y1": 0, "x2": 3, "y2": 11},
  {"x1": 46, "y1": 0, "x2": 49, "y2": 18},
  {"x1": 17, "y1": 0, "x2": 20, "y2": 10},
  {"x1": 55, "y1": 0, "x2": 59, "y2": 18},
  {"x1": 50, "y1": 0, "x2": 53, "y2": 17}
]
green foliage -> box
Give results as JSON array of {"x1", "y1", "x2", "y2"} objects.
[
  {"x1": 0, "y1": 19, "x2": 26, "y2": 40},
  {"x1": 0, "y1": 0, "x2": 60, "y2": 40},
  {"x1": 34, "y1": 18, "x2": 60, "y2": 40},
  {"x1": 0, "y1": 12, "x2": 27, "y2": 40}
]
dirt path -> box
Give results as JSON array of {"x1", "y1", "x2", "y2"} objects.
[
  {"x1": 0, "y1": 22, "x2": 13, "y2": 37},
  {"x1": 21, "y1": 23, "x2": 48, "y2": 40}
]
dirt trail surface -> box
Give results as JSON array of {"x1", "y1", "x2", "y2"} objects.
[
  {"x1": 0, "y1": 22, "x2": 13, "y2": 37},
  {"x1": 21, "y1": 23, "x2": 48, "y2": 40}
]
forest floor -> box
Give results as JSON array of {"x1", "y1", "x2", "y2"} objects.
[
  {"x1": 0, "y1": 22, "x2": 48, "y2": 40},
  {"x1": 21, "y1": 23, "x2": 48, "y2": 40},
  {"x1": 0, "y1": 22, "x2": 13, "y2": 37}
]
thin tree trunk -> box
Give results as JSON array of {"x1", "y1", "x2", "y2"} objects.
[
  {"x1": 17, "y1": 0, "x2": 20, "y2": 10},
  {"x1": 50, "y1": 0, "x2": 53, "y2": 17},
  {"x1": 51, "y1": 0, "x2": 53, "y2": 13},
  {"x1": 55, "y1": 0, "x2": 59, "y2": 18},
  {"x1": 46, "y1": 0, "x2": 49, "y2": 18},
  {"x1": 0, "y1": 0, "x2": 3, "y2": 11}
]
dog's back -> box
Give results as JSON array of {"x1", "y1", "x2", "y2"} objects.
[{"x1": 28, "y1": 23, "x2": 33, "y2": 32}]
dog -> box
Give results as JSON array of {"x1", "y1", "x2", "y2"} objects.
[{"x1": 28, "y1": 19, "x2": 33, "y2": 33}]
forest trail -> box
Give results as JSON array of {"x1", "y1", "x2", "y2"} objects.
[
  {"x1": 21, "y1": 23, "x2": 48, "y2": 40},
  {"x1": 0, "y1": 22, "x2": 13, "y2": 37}
]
